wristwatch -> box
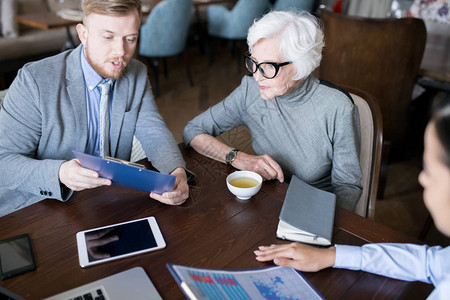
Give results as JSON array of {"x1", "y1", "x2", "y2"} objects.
[{"x1": 225, "y1": 149, "x2": 240, "y2": 165}]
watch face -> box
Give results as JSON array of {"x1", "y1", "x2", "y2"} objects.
[{"x1": 226, "y1": 150, "x2": 237, "y2": 164}]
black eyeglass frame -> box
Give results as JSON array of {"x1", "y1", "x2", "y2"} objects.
[{"x1": 244, "y1": 54, "x2": 292, "y2": 79}]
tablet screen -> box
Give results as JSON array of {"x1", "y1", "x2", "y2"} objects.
[
  {"x1": 0, "y1": 234, "x2": 36, "y2": 279},
  {"x1": 83, "y1": 219, "x2": 157, "y2": 263}
]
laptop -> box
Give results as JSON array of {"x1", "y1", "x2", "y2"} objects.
[
  {"x1": 0, "y1": 285, "x2": 27, "y2": 300},
  {"x1": 44, "y1": 267, "x2": 162, "y2": 300}
]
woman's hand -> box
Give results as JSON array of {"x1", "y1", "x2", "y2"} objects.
[{"x1": 254, "y1": 242, "x2": 336, "y2": 272}]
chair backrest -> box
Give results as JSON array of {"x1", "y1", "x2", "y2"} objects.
[
  {"x1": 318, "y1": 9, "x2": 426, "y2": 160},
  {"x1": 139, "y1": 0, "x2": 192, "y2": 57},
  {"x1": 273, "y1": 0, "x2": 315, "y2": 12},
  {"x1": 207, "y1": 0, "x2": 271, "y2": 39},
  {"x1": 345, "y1": 87, "x2": 383, "y2": 218}
]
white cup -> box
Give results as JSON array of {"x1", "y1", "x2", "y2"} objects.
[{"x1": 226, "y1": 171, "x2": 262, "y2": 200}]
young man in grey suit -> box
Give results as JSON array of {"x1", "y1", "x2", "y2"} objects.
[{"x1": 0, "y1": 0, "x2": 189, "y2": 217}]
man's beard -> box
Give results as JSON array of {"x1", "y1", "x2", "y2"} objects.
[{"x1": 85, "y1": 45, "x2": 127, "y2": 79}]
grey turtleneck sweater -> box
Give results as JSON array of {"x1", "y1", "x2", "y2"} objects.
[{"x1": 183, "y1": 75, "x2": 362, "y2": 211}]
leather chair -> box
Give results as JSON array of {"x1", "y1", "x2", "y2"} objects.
[
  {"x1": 318, "y1": 9, "x2": 426, "y2": 197},
  {"x1": 272, "y1": 0, "x2": 315, "y2": 11},
  {"x1": 139, "y1": 0, "x2": 194, "y2": 97},
  {"x1": 345, "y1": 86, "x2": 383, "y2": 218}
]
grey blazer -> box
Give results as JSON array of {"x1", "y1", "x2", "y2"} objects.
[{"x1": 0, "y1": 45, "x2": 185, "y2": 217}]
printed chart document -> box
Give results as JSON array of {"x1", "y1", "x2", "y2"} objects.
[
  {"x1": 73, "y1": 151, "x2": 175, "y2": 194},
  {"x1": 167, "y1": 264, "x2": 324, "y2": 300},
  {"x1": 276, "y1": 175, "x2": 336, "y2": 246}
]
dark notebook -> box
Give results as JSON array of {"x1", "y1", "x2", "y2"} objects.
[{"x1": 276, "y1": 175, "x2": 336, "y2": 246}]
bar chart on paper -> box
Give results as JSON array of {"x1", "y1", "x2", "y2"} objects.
[{"x1": 167, "y1": 264, "x2": 324, "y2": 300}]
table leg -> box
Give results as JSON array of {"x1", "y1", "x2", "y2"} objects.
[{"x1": 193, "y1": 6, "x2": 211, "y2": 59}]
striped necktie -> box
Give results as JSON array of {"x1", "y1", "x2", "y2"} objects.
[{"x1": 98, "y1": 82, "x2": 111, "y2": 158}]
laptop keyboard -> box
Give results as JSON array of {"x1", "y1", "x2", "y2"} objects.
[{"x1": 66, "y1": 286, "x2": 109, "y2": 300}]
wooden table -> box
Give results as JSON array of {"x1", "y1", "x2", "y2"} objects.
[
  {"x1": 0, "y1": 147, "x2": 433, "y2": 299},
  {"x1": 14, "y1": 12, "x2": 80, "y2": 50}
]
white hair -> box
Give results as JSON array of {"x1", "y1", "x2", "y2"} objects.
[{"x1": 247, "y1": 10, "x2": 324, "y2": 81}]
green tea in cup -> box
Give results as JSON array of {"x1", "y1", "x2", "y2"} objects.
[
  {"x1": 228, "y1": 177, "x2": 259, "y2": 188},
  {"x1": 226, "y1": 171, "x2": 263, "y2": 200}
]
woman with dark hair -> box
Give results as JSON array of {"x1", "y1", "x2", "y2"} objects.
[{"x1": 255, "y1": 96, "x2": 450, "y2": 299}]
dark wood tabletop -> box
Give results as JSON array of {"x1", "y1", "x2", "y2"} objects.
[{"x1": 0, "y1": 146, "x2": 433, "y2": 299}]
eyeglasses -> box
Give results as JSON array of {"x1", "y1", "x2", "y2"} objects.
[{"x1": 244, "y1": 54, "x2": 292, "y2": 79}]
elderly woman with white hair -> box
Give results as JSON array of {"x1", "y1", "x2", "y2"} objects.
[{"x1": 183, "y1": 10, "x2": 362, "y2": 211}]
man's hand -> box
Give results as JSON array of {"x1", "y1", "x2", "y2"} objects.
[
  {"x1": 150, "y1": 167, "x2": 189, "y2": 205},
  {"x1": 59, "y1": 159, "x2": 111, "y2": 191},
  {"x1": 233, "y1": 152, "x2": 284, "y2": 183},
  {"x1": 254, "y1": 242, "x2": 336, "y2": 272}
]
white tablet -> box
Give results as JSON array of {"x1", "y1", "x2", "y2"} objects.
[{"x1": 76, "y1": 217, "x2": 166, "y2": 268}]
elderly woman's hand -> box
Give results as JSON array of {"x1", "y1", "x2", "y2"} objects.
[{"x1": 233, "y1": 152, "x2": 284, "y2": 183}]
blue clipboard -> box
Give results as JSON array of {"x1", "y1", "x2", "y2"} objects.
[{"x1": 73, "y1": 151, "x2": 176, "y2": 194}]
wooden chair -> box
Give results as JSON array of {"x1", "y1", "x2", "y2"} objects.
[
  {"x1": 345, "y1": 87, "x2": 383, "y2": 218},
  {"x1": 318, "y1": 9, "x2": 426, "y2": 197}
]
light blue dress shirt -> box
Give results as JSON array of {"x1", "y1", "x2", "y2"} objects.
[
  {"x1": 80, "y1": 47, "x2": 115, "y2": 156},
  {"x1": 334, "y1": 243, "x2": 450, "y2": 299}
]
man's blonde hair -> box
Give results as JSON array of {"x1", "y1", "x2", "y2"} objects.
[{"x1": 82, "y1": 0, "x2": 142, "y2": 18}]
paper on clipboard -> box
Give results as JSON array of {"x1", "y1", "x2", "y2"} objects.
[{"x1": 73, "y1": 151, "x2": 176, "y2": 194}]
